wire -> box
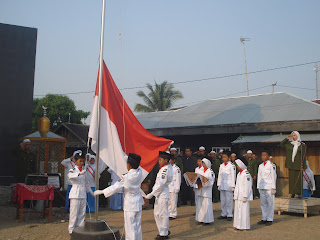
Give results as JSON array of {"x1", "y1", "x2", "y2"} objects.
[
  {"x1": 277, "y1": 84, "x2": 320, "y2": 91},
  {"x1": 33, "y1": 60, "x2": 320, "y2": 97}
]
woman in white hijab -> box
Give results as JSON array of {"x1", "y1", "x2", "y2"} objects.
[
  {"x1": 302, "y1": 160, "x2": 316, "y2": 198},
  {"x1": 280, "y1": 131, "x2": 307, "y2": 198}
]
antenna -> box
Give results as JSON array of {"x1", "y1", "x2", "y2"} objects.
[
  {"x1": 314, "y1": 65, "x2": 319, "y2": 99},
  {"x1": 240, "y1": 37, "x2": 250, "y2": 96}
]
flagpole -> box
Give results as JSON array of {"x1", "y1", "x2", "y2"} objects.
[{"x1": 95, "y1": 0, "x2": 106, "y2": 221}]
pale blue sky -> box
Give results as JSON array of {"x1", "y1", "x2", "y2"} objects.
[{"x1": 1, "y1": 0, "x2": 320, "y2": 123}]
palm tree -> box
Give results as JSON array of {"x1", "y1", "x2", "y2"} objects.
[{"x1": 134, "y1": 81, "x2": 183, "y2": 112}]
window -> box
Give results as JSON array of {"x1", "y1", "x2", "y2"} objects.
[{"x1": 211, "y1": 147, "x2": 231, "y2": 153}]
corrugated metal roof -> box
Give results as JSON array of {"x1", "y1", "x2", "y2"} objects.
[
  {"x1": 232, "y1": 133, "x2": 320, "y2": 144},
  {"x1": 137, "y1": 92, "x2": 320, "y2": 129}
]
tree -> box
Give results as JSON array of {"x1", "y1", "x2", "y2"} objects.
[
  {"x1": 134, "y1": 81, "x2": 183, "y2": 112},
  {"x1": 32, "y1": 94, "x2": 90, "y2": 131}
]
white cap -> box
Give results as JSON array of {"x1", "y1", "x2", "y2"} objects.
[
  {"x1": 199, "y1": 146, "x2": 205, "y2": 151},
  {"x1": 23, "y1": 139, "x2": 31, "y2": 143},
  {"x1": 235, "y1": 159, "x2": 247, "y2": 170},
  {"x1": 73, "y1": 150, "x2": 83, "y2": 157},
  {"x1": 231, "y1": 153, "x2": 236, "y2": 157},
  {"x1": 219, "y1": 149, "x2": 224, "y2": 153},
  {"x1": 210, "y1": 150, "x2": 216, "y2": 154},
  {"x1": 170, "y1": 148, "x2": 177, "y2": 152},
  {"x1": 247, "y1": 150, "x2": 253, "y2": 154},
  {"x1": 270, "y1": 156, "x2": 273, "y2": 159}
]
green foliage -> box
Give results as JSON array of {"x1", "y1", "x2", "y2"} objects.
[
  {"x1": 134, "y1": 81, "x2": 183, "y2": 112},
  {"x1": 32, "y1": 94, "x2": 90, "y2": 132}
]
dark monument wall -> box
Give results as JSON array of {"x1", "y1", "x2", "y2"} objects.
[{"x1": 0, "y1": 23, "x2": 37, "y2": 185}]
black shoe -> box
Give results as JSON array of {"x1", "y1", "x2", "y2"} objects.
[
  {"x1": 193, "y1": 213, "x2": 196, "y2": 216},
  {"x1": 168, "y1": 231, "x2": 170, "y2": 236},
  {"x1": 266, "y1": 221, "x2": 272, "y2": 226},
  {"x1": 202, "y1": 223, "x2": 211, "y2": 226},
  {"x1": 169, "y1": 217, "x2": 176, "y2": 220},
  {"x1": 155, "y1": 235, "x2": 168, "y2": 240},
  {"x1": 291, "y1": 194, "x2": 295, "y2": 198},
  {"x1": 218, "y1": 216, "x2": 227, "y2": 220},
  {"x1": 257, "y1": 220, "x2": 267, "y2": 225},
  {"x1": 227, "y1": 217, "x2": 232, "y2": 221}
]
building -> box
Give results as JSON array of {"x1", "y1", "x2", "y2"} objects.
[
  {"x1": 0, "y1": 23, "x2": 37, "y2": 185},
  {"x1": 136, "y1": 92, "x2": 320, "y2": 196}
]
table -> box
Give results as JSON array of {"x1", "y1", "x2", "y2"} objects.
[
  {"x1": 275, "y1": 197, "x2": 320, "y2": 218},
  {"x1": 14, "y1": 183, "x2": 55, "y2": 223}
]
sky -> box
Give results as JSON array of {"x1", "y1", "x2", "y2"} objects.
[{"x1": 1, "y1": 0, "x2": 320, "y2": 124}]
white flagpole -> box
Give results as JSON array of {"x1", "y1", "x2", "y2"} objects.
[{"x1": 95, "y1": 0, "x2": 106, "y2": 221}]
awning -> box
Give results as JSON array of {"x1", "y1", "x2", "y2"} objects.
[{"x1": 232, "y1": 133, "x2": 320, "y2": 144}]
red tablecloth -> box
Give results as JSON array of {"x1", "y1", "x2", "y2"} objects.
[{"x1": 14, "y1": 183, "x2": 54, "y2": 204}]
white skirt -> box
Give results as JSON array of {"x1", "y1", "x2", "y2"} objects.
[
  {"x1": 196, "y1": 196, "x2": 214, "y2": 223},
  {"x1": 233, "y1": 200, "x2": 250, "y2": 230}
]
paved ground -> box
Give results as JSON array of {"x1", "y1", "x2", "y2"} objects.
[{"x1": 1, "y1": 199, "x2": 320, "y2": 240}]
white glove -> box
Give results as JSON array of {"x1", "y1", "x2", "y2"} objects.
[
  {"x1": 145, "y1": 194, "x2": 153, "y2": 199},
  {"x1": 175, "y1": 190, "x2": 180, "y2": 194},
  {"x1": 242, "y1": 197, "x2": 247, "y2": 202},
  {"x1": 231, "y1": 187, "x2": 235, "y2": 191},
  {"x1": 94, "y1": 190, "x2": 104, "y2": 196},
  {"x1": 79, "y1": 169, "x2": 87, "y2": 175},
  {"x1": 271, "y1": 189, "x2": 276, "y2": 195}
]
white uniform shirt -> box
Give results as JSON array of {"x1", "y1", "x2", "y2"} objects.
[
  {"x1": 217, "y1": 161, "x2": 236, "y2": 191},
  {"x1": 103, "y1": 167, "x2": 144, "y2": 212},
  {"x1": 86, "y1": 160, "x2": 107, "y2": 188},
  {"x1": 199, "y1": 168, "x2": 215, "y2": 198},
  {"x1": 68, "y1": 166, "x2": 92, "y2": 199},
  {"x1": 257, "y1": 160, "x2": 277, "y2": 190},
  {"x1": 234, "y1": 169, "x2": 253, "y2": 201},
  {"x1": 169, "y1": 164, "x2": 181, "y2": 193},
  {"x1": 150, "y1": 164, "x2": 173, "y2": 199},
  {"x1": 61, "y1": 158, "x2": 76, "y2": 186}
]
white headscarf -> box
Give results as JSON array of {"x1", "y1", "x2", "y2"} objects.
[
  {"x1": 201, "y1": 158, "x2": 211, "y2": 169},
  {"x1": 89, "y1": 155, "x2": 96, "y2": 166},
  {"x1": 291, "y1": 131, "x2": 301, "y2": 163},
  {"x1": 235, "y1": 159, "x2": 247, "y2": 170}
]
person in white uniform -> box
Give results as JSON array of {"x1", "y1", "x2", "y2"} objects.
[
  {"x1": 168, "y1": 155, "x2": 181, "y2": 220},
  {"x1": 194, "y1": 155, "x2": 204, "y2": 219},
  {"x1": 95, "y1": 153, "x2": 144, "y2": 240},
  {"x1": 85, "y1": 154, "x2": 107, "y2": 212},
  {"x1": 68, "y1": 152, "x2": 94, "y2": 234},
  {"x1": 217, "y1": 151, "x2": 236, "y2": 221},
  {"x1": 302, "y1": 160, "x2": 316, "y2": 198},
  {"x1": 257, "y1": 149, "x2": 277, "y2": 226},
  {"x1": 145, "y1": 151, "x2": 173, "y2": 240},
  {"x1": 196, "y1": 158, "x2": 214, "y2": 225},
  {"x1": 61, "y1": 150, "x2": 82, "y2": 213},
  {"x1": 233, "y1": 160, "x2": 253, "y2": 230}
]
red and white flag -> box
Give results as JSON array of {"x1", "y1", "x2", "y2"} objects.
[{"x1": 89, "y1": 61, "x2": 173, "y2": 178}]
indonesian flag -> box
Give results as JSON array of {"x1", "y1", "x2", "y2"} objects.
[{"x1": 89, "y1": 61, "x2": 173, "y2": 178}]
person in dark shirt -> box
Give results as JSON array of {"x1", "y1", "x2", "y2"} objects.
[
  {"x1": 181, "y1": 147, "x2": 197, "y2": 205},
  {"x1": 209, "y1": 150, "x2": 221, "y2": 203},
  {"x1": 13, "y1": 139, "x2": 37, "y2": 183}
]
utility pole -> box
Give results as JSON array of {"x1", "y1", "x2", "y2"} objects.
[
  {"x1": 272, "y1": 82, "x2": 277, "y2": 93},
  {"x1": 68, "y1": 113, "x2": 71, "y2": 123},
  {"x1": 314, "y1": 65, "x2": 319, "y2": 99},
  {"x1": 240, "y1": 37, "x2": 250, "y2": 96}
]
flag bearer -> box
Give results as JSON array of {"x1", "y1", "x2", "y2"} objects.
[
  {"x1": 217, "y1": 151, "x2": 236, "y2": 221},
  {"x1": 168, "y1": 155, "x2": 181, "y2": 220},
  {"x1": 233, "y1": 160, "x2": 253, "y2": 230},
  {"x1": 61, "y1": 150, "x2": 82, "y2": 213},
  {"x1": 68, "y1": 152, "x2": 94, "y2": 234},
  {"x1": 95, "y1": 153, "x2": 145, "y2": 240},
  {"x1": 257, "y1": 149, "x2": 277, "y2": 226},
  {"x1": 145, "y1": 151, "x2": 173, "y2": 240},
  {"x1": 196, "y1": 158, "x2": 215, "y2": 225}
]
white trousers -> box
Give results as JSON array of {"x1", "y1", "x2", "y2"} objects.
[
  {"x1": 168, "y1": 192, "x2": 178, "y2": 218},
  {"x1": 68, "y1": 198, "x2": 86, "y2": 234},
  {"x1": 196, "y1": 196, "x2": 214, "y2": 223},
  {"x1": 260, "y1": 189, "x2": 274, "y2": 221},
  {"x1": 154, "y1": 197, "x2": 169, "y2": 236},
  {"x1": 220, "y1": 190, "x2": 233, "y2": 217},
  {"x1": 194, "y1": 188, "x2": 200, "y2": 219},
  {"x1": 124, "y1": 210, "x2": 142, "y2": 240},
  {"x1": 233, "y1": 200, "x2": 250, "y2": 230}
]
